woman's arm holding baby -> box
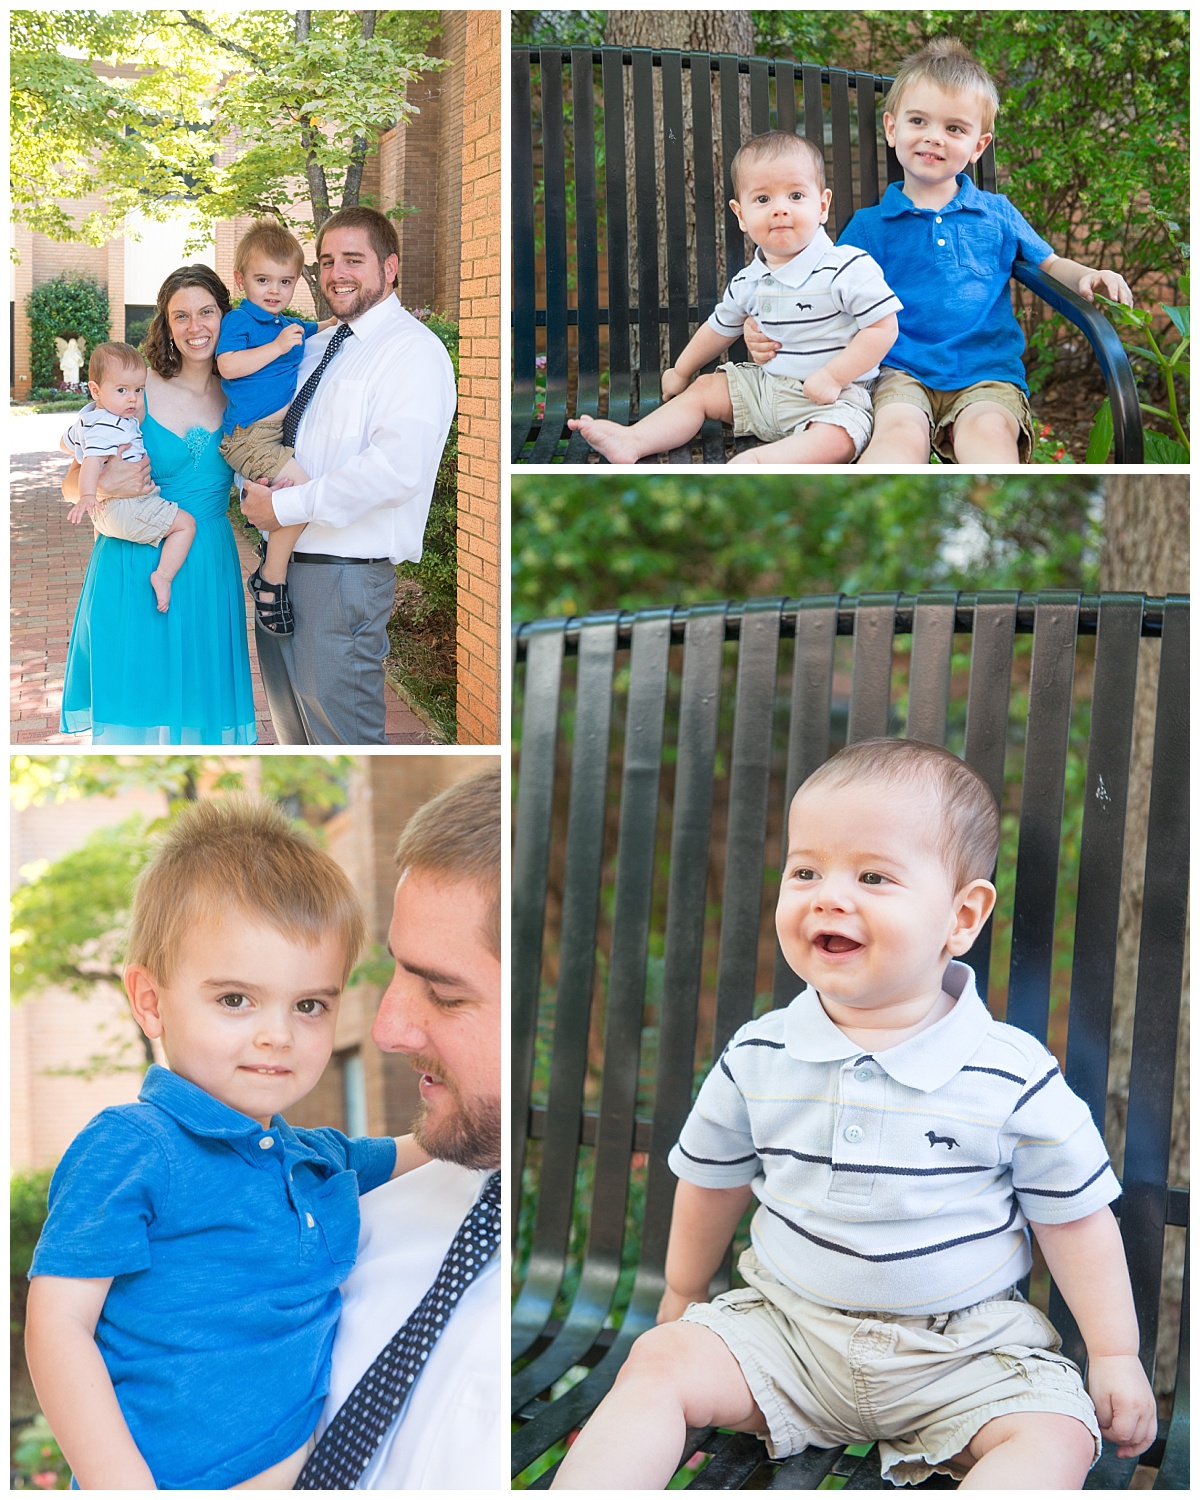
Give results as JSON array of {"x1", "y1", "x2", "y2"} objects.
[
  {"x1": 1031, "y1": 1208, "x2": 1158, "y2": 1458},
  {"x1": 391, "y1": 1132, "x2": 432, "y2": 1178},
  {"x1": 62, "y1": 452, "x2": 152, "y2": 505},
  {"x1": 25, "y1": 1276, "x2": 156, "y2": 1488},
  {"x1": 658, "y1": 1179, "x2": 754, "y2": 1323}
]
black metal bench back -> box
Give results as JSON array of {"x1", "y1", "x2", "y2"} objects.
[{"x1": 512, "y1": 592, "x2": 1188, "y2": 1486}]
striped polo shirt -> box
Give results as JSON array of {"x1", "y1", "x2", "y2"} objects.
[
  {"x1": 64, "y1": 404, "x2": 148, "y2": 464},
  {"x1": 668, "y1": 961, "x2": 1119, "y2": 1315},
  {"x1": 707, "y1": 226, "x2": 903, "y2": 383}
]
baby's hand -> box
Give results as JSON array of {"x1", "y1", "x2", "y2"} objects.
[
  {"x1": 1080, "y1": 271, "x2": 1133, "y2": 307},
  {"x1": 1086, "y1": 1354, "x2": 1158, "y2": 1458},
  {"x1": 656, "y1": 1286, "x2": 697, "y2": 1324},
  {"x1": 274, "y1": 323, "x2": 306, "y2": 353},
  {"x1": 661, "y1": 366, "x2": 690, "y2": 401},
  {"x1": 743, "y1": 317, "x2": 782, "y2": 366},
  {"x1": 803, "y1": 367, "x2": 844, "y2": 406},
  {"x1": 67, "y1": 499, "x2": 96, "y2": 525}
]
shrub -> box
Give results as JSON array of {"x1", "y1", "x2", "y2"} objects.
[{"x1": 25, "y1": 274, "x2": 111, "y2": 388}]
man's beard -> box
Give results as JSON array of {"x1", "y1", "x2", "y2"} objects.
[
  {"x1": 323, "y1": 266, "x2": 388, "y2": 321},
  {"x1": 409, "y1": 1063, "x2": 500, "y2": 1170}
]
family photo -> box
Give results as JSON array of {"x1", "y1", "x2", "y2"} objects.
[
  {"x1": 12, "y1": 753, "x2": 502, "y2": 1488},
  {"x1": 511, "y1": 471, "x2": 1189, "y2": 1488},
  {"x1": 511, "y1": 9, "x2": 1187, "y2": 466},
  {"x1": 12, "y1": 9, "x2": 502, "y2": 747}
]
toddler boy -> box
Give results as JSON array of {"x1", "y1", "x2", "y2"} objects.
[
  {"x1": 554, "y1": 739, "x2": 1157, "y2": 1489},
  {"x1": 568, "y1": 132, "x2": 901, "y2": 465},
  {"x1": 26, "y1": 797, "x2": 429, "y2": 1490},
  {"x1": 63, "y1": 342, "x2": 196, "y2": 612},
  {"x1": 216, "y1": 219, "x2": 336, "y2": 635},
  {"x1": 750, "y1": 40, "x2": 1133, "y2": 463}
]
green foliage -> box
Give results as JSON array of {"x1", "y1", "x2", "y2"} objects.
[
  {"x1": 11, "y1": 1169, "x2": 53, "y2": 1287},
  {"x1": 10, "y1": 1415, "x2": 70, "y2": 1490},
  {"x1": 512, "y1": 11, "x2": 607, "y2": 47},
  {"x1": 12, "y1": 10, "x2": 446, "y2": 309},
  {"x1": 1087, "y1": 215, "x2": 1190, "y2": 461},
  {"x1": 24, "y1": 275, "x2": 111, "y2": 389},
  {"x1": 513, "y1": 473, "x2": 1101, "y2": 620}
]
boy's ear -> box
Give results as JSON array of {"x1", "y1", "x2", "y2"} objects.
[
  {"x1": 882, "y1": 111, "x2": 897, "y2": 147},
  {"x1": 946, "y1": 879, "x2": 997, "y2": 955},
  {"x1": 125, "y1": 964, "x2": 166, "y2": 1040},
  {"x1": 729, "y1": 197, "x2": 747, "y2": 232},
  {"x1": 87, "y1": 380, "x2": 101, "y2": 402},
  {"x1": 968, "y1": 132, "x2": 994, "y2": 164},
  {"x1": 818, "y1": 187, "x2": 833, "y2": 223}
]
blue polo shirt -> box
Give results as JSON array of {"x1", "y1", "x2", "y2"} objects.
[
  {"x1": 30, "y1": 1065, "x2": 396, "y2": 1489},
  {"x1": 216, "y1": 300, "x2": 320, "y2": 433},
  {"x1": 839, "y1": 175, "x2": 1055, "y2": 392}
]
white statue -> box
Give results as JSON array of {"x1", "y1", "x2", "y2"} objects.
[{"x1": 54, "y1": 336, "x2": 87, "y2": 386}]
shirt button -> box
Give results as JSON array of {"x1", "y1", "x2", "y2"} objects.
[
  {"x1": 306, "y1": 1213, "x2": 315, "y2": 1228},
  {"x1": 844, "y1": 1125, "x2": 864, "y2": 1143},
  {"x1": 935, "y1": 216, "x2": 943, "y2": 223},
  {"x1": 854, "y1": 1068, "x2": 874, "y2": 1083},
  {"x1": 937, "y1": 238, "x2": 947, "y2": 247},
  {"x1": 259, "y1": 1136, "x2": 273, "y2": 1149}
]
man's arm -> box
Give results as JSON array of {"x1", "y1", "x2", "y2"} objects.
[
  {"x1": 661, "y1": 324, "x2": 740, "y2": 399},
  {"x1": 657, "y1": 1179, "x2": 754, "y2": 1323},
  {"x1": 1038, "y1": 255, "x2": 1133, "y2": 307},
  {"x1": 216, "y1": 323, "x2": 305, "y2": 381},
  {"x1": 25, "y1": 1275, "x2": 156, "y2": 1488},
  {"x1": 803, "y1": 314, "x2": 899, "y2": 405},
  {"x1": 1031, "y1": 1208, "x2": 1157, "y2": 1458}
]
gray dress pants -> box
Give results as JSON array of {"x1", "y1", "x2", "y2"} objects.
[{"x1": 255, "y1": 557, "x2": 395, "y2": 745}]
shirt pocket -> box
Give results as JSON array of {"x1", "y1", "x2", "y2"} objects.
[
  {"x1": 308, "y1": 1169, "x2": 361, "y2": 1273},
  {"x1": 954, "y1": 224, "x2": 1008, "y2": 280}
]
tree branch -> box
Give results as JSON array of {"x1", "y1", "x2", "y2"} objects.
[{"x1": 175, "y1": 10, "x2": 266, "y2": 70}]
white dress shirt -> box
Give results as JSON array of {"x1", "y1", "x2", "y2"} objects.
[
  {"x1": 271, "y1": 294, "x2": 457, "y2": 564},
  {"x1": 319, "y1": 1160, "x2": 503, "y2": 1489}
]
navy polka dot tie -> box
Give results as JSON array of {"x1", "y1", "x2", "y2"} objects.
[
  {"x1": 294, "y1": 1171, "x2": 501, "y2": 1490},
  {"x1": 281, "y1": 322, "x2": 354, "y2": 450}
]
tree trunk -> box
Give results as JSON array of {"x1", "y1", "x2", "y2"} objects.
[
  {"x1": 604, "y1": 11, "x2": 754, "y2": 395},
  {"x1": 1098, "y1": 474, "x2": 1189, "y2": 1400}
]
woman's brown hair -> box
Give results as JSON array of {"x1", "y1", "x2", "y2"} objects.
[{"x1": 143, "y1": 264, "x2": 232, "y2": 378}]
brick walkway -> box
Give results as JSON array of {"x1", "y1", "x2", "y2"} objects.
[{"x1": 10, "y1": 451, "x2": 434, "y2": 747}]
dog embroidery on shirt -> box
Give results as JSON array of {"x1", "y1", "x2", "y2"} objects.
[
  {"x1": 796, "y1": 302, "x2": 813, "y2": 312},
  {"x1": 925, "y1": 1129, "x2": 959, "y2": 1150}
]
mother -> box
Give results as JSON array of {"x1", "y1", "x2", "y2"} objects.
[{"x1": 60, "y1": 265, "x2": 256, "y2": 744}]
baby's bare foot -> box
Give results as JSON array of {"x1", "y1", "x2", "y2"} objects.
[
  {"x1": 150, "y1": 570, "x2": 171, "y2": 612},
  {"x1": 567, "y1": 414, "x2": 642, "y2": 465}
]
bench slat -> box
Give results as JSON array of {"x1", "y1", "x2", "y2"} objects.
[
  {"x1": 602, "y1": 49, "x2": 633, "y2": 426},
  {"x1": 568, "y1": 48, "x2": 602, "y2": 460},
  {"x1": 906, "y1": 591, "x2": 958, "y2": 745},
  {"x1": 511, "y1": 51, "x2": 539, "y2": 456},
  {"x1": 847, "y1": 591, "x2": 899, "y2": 741}
]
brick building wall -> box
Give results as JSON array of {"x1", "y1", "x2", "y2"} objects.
[{"x1": 454, "y1": 10, "x2": 503, "y2": 745}]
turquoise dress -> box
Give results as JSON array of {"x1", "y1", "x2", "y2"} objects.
[{"x1": 61, "y1": 402, "x2": 257, "y2": 744}]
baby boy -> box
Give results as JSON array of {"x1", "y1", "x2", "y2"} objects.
[
  {"x1": 26, "y1": 796, "x2": 428, "y2": 1489},
  {"x1": 569, "y1": 131, "x2": 901, "y2": 465},
  {"x1": 554, "y1": 738, "x2": 1156, "y2": 1488},
  {"x1": 63, "y1": 342, "x2": 196, "y2": 612},
  {"x1": 216, "y1": 219, "x2": 336, "y2": 635}
]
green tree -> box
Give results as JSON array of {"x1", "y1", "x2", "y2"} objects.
[
  {"x1": 24, "y1": 275, "x2": 112, "y2": 389},
  {"x1": 11, "y1": 9, "x2": 446, "y2": 313}
]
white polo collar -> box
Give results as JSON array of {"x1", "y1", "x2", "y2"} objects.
[
  {"x1": 739, "y1": 225, "x2": 835, "y2": 289},
  {"x1": 782, "y1": 959, "x2": 995, "y2": 1092}
]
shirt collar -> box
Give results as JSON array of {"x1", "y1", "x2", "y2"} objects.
[
  {"x1": 237, "y1": 298, "x2": 289, "y2": 325},
  {"x1": 880, "y1": 174, "x2": 985, "y2": 218},
  {"x1": 782, "y1": 960, "x2": 994, "y2": 1092},
  {"x1": 139, "y1": 1062, "x2": 284, "y2": 1140},
  {"x1": 339, "y1": 290, "x2": 402, "y2": 342},
  {"x1": 742, "y1": 225, "x2": 834, "y2": 288}
]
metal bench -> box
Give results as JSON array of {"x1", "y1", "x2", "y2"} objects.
[
  {"x1": 512, "y1": 592, "x2": 1187, "y2": 1487},
  {"x1": 512, "y1": 48, "x2": 1144, "y2": 464}
]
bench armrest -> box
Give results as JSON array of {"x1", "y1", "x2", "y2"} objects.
[{"x1": 1013, "y1": 261, "x2": 1144, "y2": 463}]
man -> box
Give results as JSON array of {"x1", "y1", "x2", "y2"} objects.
[
  {"x1": 303, "y1": 765, "x2": 502, "y2": 1489},
  {"x1": 240, "y1": 207, "x2": 456, "y2": 746}
]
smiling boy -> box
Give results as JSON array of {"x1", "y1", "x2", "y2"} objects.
[
  {"x1": 553, "y1": 739, "x2": 1156, "y2": 1490},
  {"x1": 26, "y1": 797, "x2": 428, "y2": 1490},
  {"x1": 568, "y1": 131, "x2": 901, "y2": 464}
]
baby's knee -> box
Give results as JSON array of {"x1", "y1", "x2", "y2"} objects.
[
  {"x1": 174, "y1": 508, "x2": 197, "y2": 538},
  {"x1": 690, "y1": 371, "x2": 734, "y2": 420}
]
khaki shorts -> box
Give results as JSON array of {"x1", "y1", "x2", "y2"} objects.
[
  {"x1": 719, "y1": 362, "x2": 875, "y2": 457},
  {"x1": 219, "y1": 419, "x2": 294, "y2": 482},
  {"x1": 872, "y1": 367, "x2": 1034, "y2": 462},
  {"x1": 91, "y1": 489, "x2": 178, "y2": 546},
  {"x1": 681, "y1": 1248, "x2": 1101, "y2": 1486}
]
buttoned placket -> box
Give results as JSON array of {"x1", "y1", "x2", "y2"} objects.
[
  {"x1": 249, "y1": 1129, "x2": 322, "y2": 1259},
  {"x1": 828, "y1": 1055, "x2": 885, "y2": 1205}
]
